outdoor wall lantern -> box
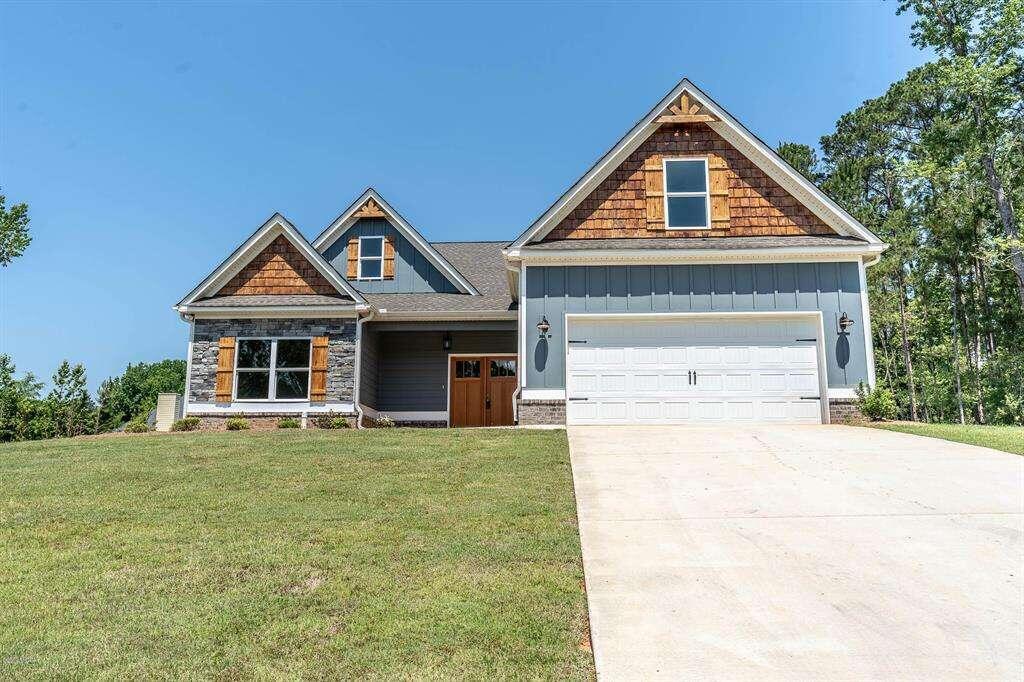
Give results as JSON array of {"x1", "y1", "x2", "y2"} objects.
[
  {"x1": 442, "y1": 332, "x2": 452, "y2": 351},
  {"x1": 536, "y1": 316, "x2": 551, "y2": 337},
  {"x1": 838, "y1": 312, "x2": 855, "y2": 333}
]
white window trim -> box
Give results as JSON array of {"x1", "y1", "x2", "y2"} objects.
[
  {"x1": 233, "y1": 337, "x2": 313, "y2": 402},
  {"x1": 357, "y1": 236, "x2": 385, "y2": 281},
  {"x1": 663, "y1": 157, "x2": 712, "y2": 230}
]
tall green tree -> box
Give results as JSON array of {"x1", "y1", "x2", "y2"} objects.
[
  {"x1": 776, "y1": 142, "x2": 822, "y2": 182},
  {"x1": 0, "y1": 355, "x2": 45, "y2": 442},
  {"x1": 46, "y1": 361, "x2": 95, "y2": 438},
  {"x1": 0, "y1": 191, "x2": 31, "y2": 266},
  {"x1": 898, "y1": 0, "x2": 1024, "y2": 306},
  {"x1": 97, "y1": 359, "x2": 186, "y2": 430},
  {"x1": 800, "y1": 3, "x2": 1024, "y2": 425}
]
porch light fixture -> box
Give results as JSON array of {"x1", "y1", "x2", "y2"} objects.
[
  {"x1": 838, "y1": 312, "x2": 855, "y2": 332},
  {"x1": 442, "y1": 332, "x2": 452, "y2": 351},
  {"x1": 536, "y1": 316, "x2": 551, "y2": 337}
]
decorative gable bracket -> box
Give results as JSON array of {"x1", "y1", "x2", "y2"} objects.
[
  {"x1": 352, "y1": 197, "x2": 387, "y2": 219},
  {"x1": 655, "y1": 91, "x2": 719, "y2": 124}
]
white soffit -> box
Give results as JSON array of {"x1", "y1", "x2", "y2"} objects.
[
  {"x1": 509, "y1": 78, "x2": 883, "y2": 247},
  {"x1": 312, "y1": 188, "x2": 480, "y2": 295}
]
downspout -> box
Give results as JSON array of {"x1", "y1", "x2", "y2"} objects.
[
  {"x1": 178, "y1": 310, "x2": 195, "y2": 417},
  {"x1": 506, "y1": 259, "x2": 523, "y2": 423},
  {"x1": 353, "y1": 307, "x2": 376, "y2": 429}
]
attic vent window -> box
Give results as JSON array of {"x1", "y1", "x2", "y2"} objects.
[
  {"x1": 358, "y1": 236, "x2": 384, "y2": 280},
  {"x1": 664, "y1": 158, "x2": 710, "y2": 229}
]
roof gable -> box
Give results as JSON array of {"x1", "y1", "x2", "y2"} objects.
[
  {"x1": 544, "y1": 122, "x2": 838, "y2": 240},
  {"x1": 313, "y1": 189, "x2": 479, "y2": 295},
  {"x1": 509, "y1": 78, "x2": 882, "y2": 247},
  {"x1": 176, "y1": 213, "x2": 366, "y2": 309},
  {"x1": 322, "y1": 217, "x2": 461, "y2": 294}
]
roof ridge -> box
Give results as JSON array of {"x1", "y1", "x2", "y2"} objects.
[{"x1": 431, "y1": 240, "x2": 510, "y2": 244}]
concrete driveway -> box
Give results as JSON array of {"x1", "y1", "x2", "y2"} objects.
[{"x1": 569, "y1": 425, "x2": 1023, "y2": 681}]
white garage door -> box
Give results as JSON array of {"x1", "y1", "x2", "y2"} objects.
[{"x1": 566, "y1": 316, "x2": 824, "y2": 425}]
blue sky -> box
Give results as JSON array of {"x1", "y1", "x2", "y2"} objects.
[{"x1": 1, "y1": 1, "x2": 927, "y2": 392}]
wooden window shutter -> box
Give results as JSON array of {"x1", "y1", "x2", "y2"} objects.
[
  {"x1": 215, "y1": 337, "x2": 236, "y2": 403},
  {"x1": 708, "y1": 154, "x2": 730, "y2": 228},
  {"x1": 310, "y1": 336, "x2": 329, "y2": 402},
  {"x1": 383, "y1": 236, "x2": 395, "y2": 279},
  {"x1": 644, "y1": 158, "x2": 665, "y2": 231},
  {"x1": 346, "y1": 237, "x2": 359, "y2": 279}
]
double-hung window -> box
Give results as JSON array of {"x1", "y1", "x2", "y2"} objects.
[
  {"x1": 358, "y1": 236, "x2": 384, "y2": 280},
  {"x1": 663, "y1": 158, "x2": 710, "y2": 229},
  {"x1": 235, "y1": 338, "x2": 311, "y2": 400}
]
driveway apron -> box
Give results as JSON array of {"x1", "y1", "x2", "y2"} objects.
[{"x1": 568, "y1": 425, "x2": 1023, "y2": 681}]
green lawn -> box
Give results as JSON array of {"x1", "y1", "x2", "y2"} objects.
[
  {"x1": 0, "y1": 429, "x2": 594, "y2": 680},
  {"x1": 869, "y1": 422, "x2": 1024, "y2": 456}
]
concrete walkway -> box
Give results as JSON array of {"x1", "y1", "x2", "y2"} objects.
[{"x1": 568, "y1": 425, "x2": 1023, "y2": 681}]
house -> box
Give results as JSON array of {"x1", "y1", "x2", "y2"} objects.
[{"x1": 175, "y1": 78, "x2": 886, "y2": 428}]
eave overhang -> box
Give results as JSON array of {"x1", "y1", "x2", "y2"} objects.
[{"x1": 505, "y1": 243, "x2": 888, "y2": 266}]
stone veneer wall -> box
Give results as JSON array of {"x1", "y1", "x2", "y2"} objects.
[
  {"x1": 828, "y1": 399, "x2": 864, "y2": 424},
  {"x1": 518, "y1": 398, "x2": 861, "y2": 426},
  {"x1": 189, "y1": 318, "x2": 356, "y2": 405},
  {"x1": 517, "y1": 400, "x2": 567, "y2": 426}
]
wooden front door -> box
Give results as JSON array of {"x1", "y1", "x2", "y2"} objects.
[{"x1": 449, "y1": 356, "x2": 517, "y2": 427}]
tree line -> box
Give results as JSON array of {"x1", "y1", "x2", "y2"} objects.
[
  {"x1": 778, "y1": 0, "x2": 1023, "y2": 424},
  {"x1": 0, "y1": 356, "x2": 186, "y2": 442}
]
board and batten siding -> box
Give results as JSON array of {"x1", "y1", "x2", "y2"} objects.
[
  {"x1": 524, "y1": 262, "x2": 868, "y2": 391},
  {"x1": 372, "y1": 328, "x2": 516, "y2": 412},
  {"x1": 322, "y1": 218, "x2": 458, "y2": 294}
]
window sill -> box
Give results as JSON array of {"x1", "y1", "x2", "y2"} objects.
[{"x1": 231, "y1": 398, "x2": 310, "y2": 403}]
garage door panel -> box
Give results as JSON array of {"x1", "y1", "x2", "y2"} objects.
[
  {"x1": 566, "y1": 316, "x2": 824, "y2": 425},
  {"x1": 600, "y1": 374, "x2": 627, "y2": 392}
]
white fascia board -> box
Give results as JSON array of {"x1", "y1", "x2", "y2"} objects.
[
  {"x1": 507, "y1": 244, "x2": 887, "y2": 266},
  {"x1": 176, "y1": 213, "x2": 367, "y2": 307},
  {"x1": 312, "y1": 188, "x2": 479, "y2": 295},
  {"x1": 177, "y1": 305, "x2": 366, "y2": 319},
  {"x1": 373, "y1": 309, "x2": 517, "y2": 322},
  {"x1": 510, "y1": 78, "x2": 884, "y2": 247}
]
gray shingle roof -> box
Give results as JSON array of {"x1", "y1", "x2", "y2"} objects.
[
  {"x1": 188, "y1": 294, "x2": 357, "y2": 308},
  {"x1": 519, "y1": 235, "x2": 868, "y2": 251},
  {"x1": 362, "y1": 241, "x2": 516, "y2": 314}
]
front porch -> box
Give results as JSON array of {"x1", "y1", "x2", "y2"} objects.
[{"x1": 358, "y1": 321, "x2": 518, "y2": 426}]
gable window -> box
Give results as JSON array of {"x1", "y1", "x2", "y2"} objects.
[
  {"x1": 663, "y1": 158, "x2": 710, "y2": 229},
  {"x1": 235, "y1": 338, "x2": 311, "y2": 400},
  {"x1": 358, "y1": 236, "x2": 384, "y2": 280}
]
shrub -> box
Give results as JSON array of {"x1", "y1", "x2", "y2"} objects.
[
  {"x1": 171, "y1": 416, "x2": 201, "y2": 432},
  {"x1": 124, "y1": 419, "x2": 150, "y2": 433},
  {"x1": 277, "y1": 417, "x2": 300, "y2": 429},
  {"x1": 856, "y1": 382, "x2": 898, "y2": 421},
  {"x1": 373, "y1": 415, "x2": 395, "y2": 429},
  {"x1": 313, "y1": 415, "x2": 350, "y2": 429},
  {"x1": 225, "y1": 417, "x2": 250, "y2": 431}
]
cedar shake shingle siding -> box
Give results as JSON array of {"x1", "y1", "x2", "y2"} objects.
[
  {"x1": 217, "y1": 235, "x2": 338, "y2": 296},
  {"x1": 544, "y1": 123, "x2": 835, "y2": 240}
]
